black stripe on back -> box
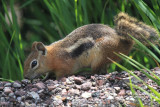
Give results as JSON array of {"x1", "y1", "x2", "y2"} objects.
[{"x1": 70, "y1": 41, "x2": 94, "y2": 58}]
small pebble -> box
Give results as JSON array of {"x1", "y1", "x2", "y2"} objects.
[
  {"x1": 0, "y1": 69, "x2": 159, "y2": 106},
  {"x1": 68, "y1": 88, "x2": 80, "y2": 95},
  {"x1": 35, "y1": 82, "x2": 45, "y2": 89},
  {"x1": 81, "y1": 82, "x2": 92, "y2": 91},
  {"x1": 92, "y1": 92, "x2": 100, "y2": 97},
  {"x1": 96, "y1": 79, "x2": 104, "y2": 86},
  {"x1": 8, "y1": 93, "x2": 14, "y2": 97},
  {"x1": 81, "y1": 92, "x2": 91, "y2": 99},
  {"x1": 28, "y1": 91, "x2": 40, "y2": 100},
  {"x1": 61, "y1": 89, "x2": 67, "y2": 95},
  {"x1": 4, "y1": 87, "x2": 12, "y2": 94},
  {"x1": 13, "y1": 82, "x2": 21, "y2": 88},
  {"x1": 21, "y1": 79, "x2": 31, "y2": 84},
  {"x1": 4, "y1": 83, "x2": 12, "y2": 87},
  {"x1": 30, "y1": 88, "x2": 38, "y2": 92},
  {"x1": 118, "y1": 89, "x2": 126, "y2": 96},
  {"x1": 74, "y1": 77, "x2": 83, "y2": 85},
  {"x1": 66, "y1": 79, "x2": 73, "y2": 85},
  {"x1": 15, "y1": 90, "x2": 25, "y2": 96},
  {"x1": 47, "y1": 85, "x2": 56, "y2": 91},
  {"x1": 0, "y1": 86, "x2": 4, "y2": 90},
  {"x1": 114, "y1": 87, "x2": 120, "y2": 91},
  {"x1": 17, "y1": 97, "x2": 22, "y2": 101},
  {"x1": 107, "y1": 95, "x2": 114, "y2": 100}
]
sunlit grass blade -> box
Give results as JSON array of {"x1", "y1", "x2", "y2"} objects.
[
  {"x1": 133, "y1": 0, "x2": 160, "y2": 29},
  {"x1": 0, "y1": 0, "x2": 24, "y2": 81},
  {"x1": 129, "y1": 34, "x2": 160, "y2": 63},
  {"x1": 132, "y1": 84, "x2": 160, "y2": 103},
  {"x1": 151, "y1": 0, "x2": 160, "y2": 17},
  {"x1": 110, "y1": 58, "x2": 160, "y2": 103},
  {"x1": 129, "y1": 74, "x2": 144, "y2": 107},
  {"x1": 0, "y1": 78, "x2": 14, "y2": 82},
  {"x1": 147, "y1": 85, "x2": 160, "y2": 98},
  {"x1": 101, "y1": 0, "x2": 109, "y2": 24},
  {"x1": 119, "y1": 53, "x2": 160, "y2": 80},
  {"x1": 139, "y1": 34, "x2": 160, "y2": 55},
  {"x1": 20, "y1": 0, "x2": 34, "y2": 8},
  {"x1": 108, "y1": 58, "x2": 143, "y2": 82},
  {"x1": 115, "y1": 53, "x2": 160, "y2": 86},
  {"x1": 2, "y1": 0, "x2": 12, "y2": 27}
]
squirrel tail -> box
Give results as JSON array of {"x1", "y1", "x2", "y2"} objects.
[{"x1": 114, "y1": 12, "x2": 159, "y2": 45}]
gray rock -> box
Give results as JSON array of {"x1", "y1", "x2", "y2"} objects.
[
  {"x1": 92, "y1": 92, "x2": 100, "y2": 97},
  {"x1": 47, "y1": 85, "x2": 56, "y2": 91},
  {"x1": 66, "y1": 78, "x2": 73, "y2": 85},
  {"x1": 0, "y1": 86, "x2": 4, "y2": 91},
  {"x1": 114, "y1": 87, "x2": 120, "y2": 91},
  {"x1": 4, "y1": 83, "x2": 12, "y2": 87},
  {"x1": 92, "y1": 82, "x2": 96, "y2": 86},
  {"x1": 28, "y1": 91, "x2": 40, "y2": 100},
  {"x1": 61, "y1": 89, "x2": 67, "y2": 95},
  {"x1": 17, "y1": 97, "x2": 22, "y2": 101},
  {"x1": 126, "y1": 96, "x2": 135, "y2": 101},
  {"x1": 4, "y1": 87, "x2": 12, "y2": 94},
  {"x1": 81, "y1": 82, "x2": 92, "y2": 91},
  {"x1": 15, "y1": 90, "x2": 25, "y2": 96},
  {"x1": 68, "y1": 88, "x2": 80, "y2": 95},
  {"x1": 118, "y1": 89, "x2": 126, "y2": 96},
  {"x1": 96, "y1": 79, "x2": 104, "y2": 86},
  {"x1": 8, "y1": 92, "x2": 14, "y2": 97},
  {"x1": 13, "y1": 82, "x2": 21, "y2": 88},
  {"x1": 35, "y1": 82, "x2": 45, "y2": 89},
  {"x1": 51, "y1": 88, "x2": 62, "y2": 94},
  {"x1": 30, "y1": 88, "x2": 38, "y2": 92},
  {"x1": 38, "y1": 89, "x2": 44, "y2": 93},
  {"x1": 72, "y1": 99, "x2": 88, "y2": 106},
  {"x1": 0, "y1": 102, "x2": 9, "y2": 106},
  {"x1": 21, "y1": 79, "x2": 31, "y2": 84},
  {"x1": 107, "y1": 95, "x2": 114, "y2": 100},
  {"x1": 0, "y1": 97, "x2": 5, "y2": 102},
  {"x1": 105, "y1": 83, "x2": 110, "y2": 87},
  {"x1": 81, "y1": 92, "x2": 92, "y2": 99},
  {"x1": 74, "y1": 77, "x2": 83, "y2": 85},
  {"x1": 53, "y1": 95, "x2": 63, "y2": 106},
  {"x1": 20, "y1": 102, "x2": 25, "y2": 106}
]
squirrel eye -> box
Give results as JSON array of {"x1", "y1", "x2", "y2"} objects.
[{"x1": 31, "y1": 60, "x2": 37, "y2": 68}]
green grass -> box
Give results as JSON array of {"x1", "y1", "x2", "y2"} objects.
[
  {"x1": 0, "y1": 0, "x2": 160, "y2": 106},
  {"x1": 0, "y1": 0, "x2": 24, "y2": 81},
  {"x1": 111, "y1": 36, "x2": 160, "y2": 105},
  {"x1": 0, "y1": 0, "x2": 159, "y2": 80}
]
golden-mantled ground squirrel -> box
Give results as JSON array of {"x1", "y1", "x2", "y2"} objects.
[{"x1": 24, "y1": 12, "x2": 159, "y2": 80}]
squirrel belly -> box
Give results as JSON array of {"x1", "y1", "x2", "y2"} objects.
[{"x1": 24, "y1": 12, "x2": 159, "y2": 80}]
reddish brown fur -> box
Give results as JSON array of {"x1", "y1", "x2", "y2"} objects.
[{"x1": 24, "y1": 12, "x2": 159, "y2": 80}]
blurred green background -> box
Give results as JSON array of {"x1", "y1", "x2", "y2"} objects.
[{"x1": 0, "y1": 0, "x2": 160, "y2": 81}]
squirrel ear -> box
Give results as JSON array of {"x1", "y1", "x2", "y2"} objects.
[
  {"x1": 32, "y1": 42, "x2": 47, "y2": 55},
  {"x1": 31, "y1": 42, "x2": 38, "y2": 51}
]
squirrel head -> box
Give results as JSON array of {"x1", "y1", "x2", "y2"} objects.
[{"x1": 24, "y1": 42, "x2": 48, "y2": 79}]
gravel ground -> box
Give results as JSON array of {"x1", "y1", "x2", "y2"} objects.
[{"x1": 0, "y1": 67, "x2": 160, "y2": 107}]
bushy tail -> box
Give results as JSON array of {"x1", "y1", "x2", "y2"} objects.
[{"x1": 114, "y1": 12, "x2": 159, "y2": 45}]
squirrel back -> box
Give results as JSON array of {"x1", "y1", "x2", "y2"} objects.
[
  {"x1": 114, "y1": 12, "x2": 159, "y2": 45},
  {"x1": 24, "y1": 12, "x2": 159, "y2": 80}
]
